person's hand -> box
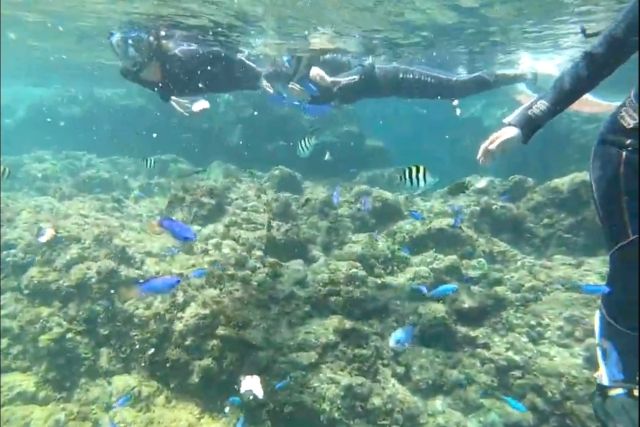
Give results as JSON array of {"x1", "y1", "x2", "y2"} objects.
[
  {"x1": 259, "y1": 78, "x2": 274, "y2": 95},
  {"x1": 169, "y1": 96, "x2": 210, "y2": 116},
  {"x1": 309, "y1": 66, "x2": 334, "y2": 87},
  {"x1": 477, "y1": 125, "x2": 523, "y2": 165},
  {"x1": 309, "y1": 66, "x2": 360, "y2": 90}
]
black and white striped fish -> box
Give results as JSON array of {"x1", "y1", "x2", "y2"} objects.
[
  {"x1": 296, "y1": 135, "x2": 318, "y2": 158},
  {"x1": 143, "y1": 157, "x2": 156, "y2": 169},
  {"x1": 398, "y1": 165, "x2": 437, "y2": 189}
]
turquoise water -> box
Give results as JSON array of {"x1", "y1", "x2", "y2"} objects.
[{"x1": 1, "y1": 1, "x2": 637, "y2": 426}]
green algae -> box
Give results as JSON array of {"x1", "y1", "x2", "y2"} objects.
[{"x1": 0, "y1": 151, "x2": 609, "y2": 426}]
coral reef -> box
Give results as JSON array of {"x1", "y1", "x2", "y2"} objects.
[{"x1": 1, "y1": 151, "x2": 608, "y2": 426}]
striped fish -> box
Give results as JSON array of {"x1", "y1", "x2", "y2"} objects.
[
  {"x1": 143, "y1": 157, "x2": 156, "y2": 169},
  {"x1": 1, "y1": 165, "x2": 10, "y2": 180},
  {"x1": 399, "y1": 165, "x2": 437, "y2": 189},
  {"x1": 296, "y1": 135, "x2": 318, "y2": 158}
]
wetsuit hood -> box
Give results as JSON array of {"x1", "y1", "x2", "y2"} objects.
[{"x1": 108, "y1": 29, "x2": 155, "y2": 73}]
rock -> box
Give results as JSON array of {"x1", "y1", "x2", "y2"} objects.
[
  {"x1": 265, "y1": 229, "x2": 310, "y2": 262},
  {"x1": 165, "y1": 183, "x2": 228, "y2": 226},
  {"x1": 407, "y1": 221, "x2": 476, "y2": 256},
  {"x1": 449, "y1": 288, "x2": 508, "y2": 326},
  {"x1": 266, "y1": 166, "x2": 304, "y2": 195}
]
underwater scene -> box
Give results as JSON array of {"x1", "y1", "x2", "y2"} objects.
[{"x1": 1, "y1": 0, "x2": 638, "y2": 426}]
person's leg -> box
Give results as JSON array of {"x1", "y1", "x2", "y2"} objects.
[
  {"x1": 309, "y1": 62, "x2": 533, "y2": 104},
  {"x1": 589, "y1": 94, "x2": 639, "y2": 426},
  {"x1": 423, "y1": 69, "x2": 535, "y2": 99}
]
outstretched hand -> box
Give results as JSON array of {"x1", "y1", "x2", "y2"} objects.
[
  {"x1": 169, "y1": 96, "x2": 210, "y2": 116},
  {"x1": 309, "y1": 66, "x2": 360, "y2": 90},
  {"x1": 309, "y1": 66, "x2": 334, "y2": 88},
  {"x1": 477, "y1": 126, "x2": 523, "y2": 165}
]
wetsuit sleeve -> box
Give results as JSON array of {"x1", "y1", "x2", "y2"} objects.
[
  {"x1": 119, "y1": 67, "x2": 172, "y2": 102},
  {"x1": 505, "y1": 0, "x2": 639, "y2": 143}
]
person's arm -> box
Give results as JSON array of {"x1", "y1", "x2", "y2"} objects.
[{"x1": 506, "y1": 0, "x2": 638, "y2": 143}]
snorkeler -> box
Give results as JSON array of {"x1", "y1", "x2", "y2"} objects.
[
  {"x1": 108, "y1": 27, "x2": 534, "y2": 114},
  {"x1": 108, "y1": 28, "x2": 278, "y2": 114},
  {"x1": 301, "y1": 55, "x2": 534, "y2": 105},
  {"x1": 476, "y1": 1, "x2": 638, "y2": 426}
]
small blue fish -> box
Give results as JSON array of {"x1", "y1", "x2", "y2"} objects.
[
  {"x1": 580, "y1": 283, "x2": 611, "y2": 295},
  {"x1": 408, "y1": 210, "x2": 425, "y2": 221},
  {"x1": 450, "y1": 204, "x2": 464, "y2": 228},
  {"x1": 227, "y1": 396, "x2": 242, "y2": 406},
  {"x1": 235, "y1": 415, "x2": 246, "y2": 427},
  {"x1": 112, "y1": 388, "x2": 135, "y2": 410},
  {"x1": 132, "y1": 191, "x2": 146, "y2": 199},
  {"x1": 158, "y1": 217, "x2": 196, "y2": 242},
  {"x1": 389, "y1": 325, "x2": 415, "y2": 351},
  {"x1": 332, "y1": 186, "x2": 341, "y2": 207},
  {"x1": 400, "y1": 246, "x2": 411, "y2": 256},
  {"x1": 189, "y1": 268, "x2": 207, "y2": 279},
  {"x1": 274, "y1": 377, "x2": 291, "y2": 391},
  {"x1": 137, "y1": 276, "x2": 181, "y2": 295},
  {"x1": 499, "y1": 192, "x2": 512, "y2": 203},
  {"x1": 427, "y1": 283, "x2": 459, "y2": 299},
  {"x1": 409, "y1": 284, "x2": 429, "y2": 297},
  {"x1": 500, "y1": 395, "x2": 528, "y2": 413},
  {"x1": 359, "y1": 195, "x2": 373, "y2": 212}
]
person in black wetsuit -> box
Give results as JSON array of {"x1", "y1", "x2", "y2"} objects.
[
  {"x1": 107, "y1": 28, "x2": 274, "y2": 114},
  {"x1": 108, "y1": 27, "x2": 534, "y2": 113},
  {"x1": 477, "y1": 1, "x2": 638, "y2": 426},
  {"x1": 296, "y1": 54, "x2": 533, "y2": 105}
]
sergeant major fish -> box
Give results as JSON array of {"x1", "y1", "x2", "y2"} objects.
[
  {"x1": 399, "y1": 165, "x2": 438, "y2": 189},
  {"x1": 296, "y1": 135, "x2": 319, "y2": 158},
  {"x1": 143, "y1": 157, "x2": 156, "y2": 169}
]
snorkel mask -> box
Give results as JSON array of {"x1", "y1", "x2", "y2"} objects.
[{"x1": 108, "y1": 29, "x2": 155, "y2": 72}]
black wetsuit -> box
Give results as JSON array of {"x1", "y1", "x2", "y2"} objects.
[
  {"x1": 118, "y1": 29, "x2": 265, "y2": 102},
  {"x1": 115, "y1": 29, "x2": 531, "y2": 105},
  {"x1": 297, "y1": 54, "x2": 530, "y2": 105},
  {"x1": 503, "y1": 1, "x2": 638, "y2": 425}
]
